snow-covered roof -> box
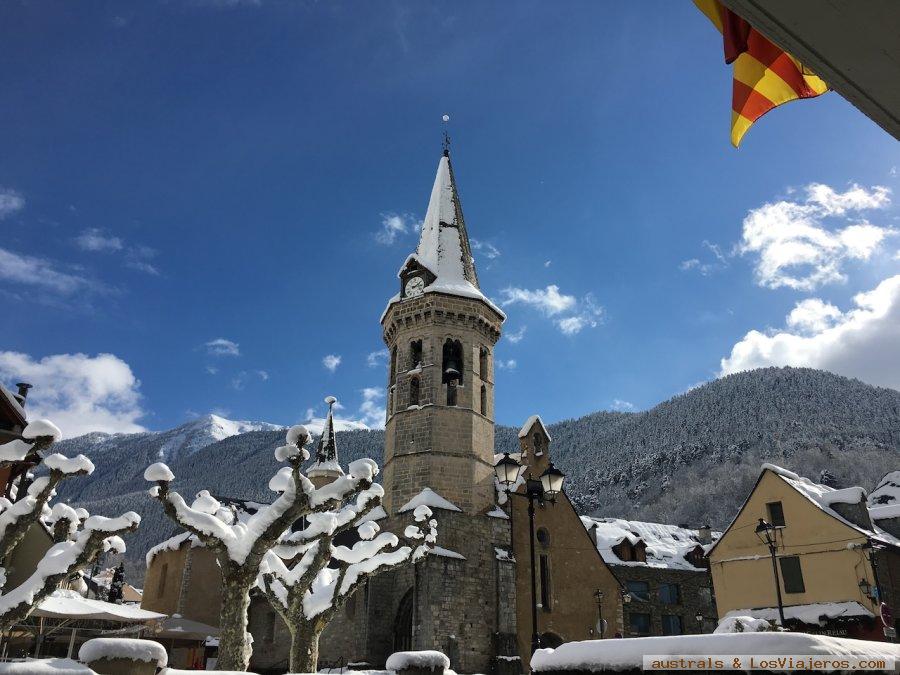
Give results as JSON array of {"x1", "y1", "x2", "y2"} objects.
[
  {"x1": 0, "y1": 383, "x2": 26, "y2": 426},
  {"x1": 530, "y1": 633, "x2": 900, "y2": 673},
  {"x1": 398, "y1": 487, "x2": 461, "y2": 514},
  {"x1": 32, "y1": 589, "x2": 165, "y2": 622},
  {"x1": 308, "y1": 396, "x2": 344, "y2": 478},
  {"x1": 518, "y1": 414, "x2": 552, "y2": 442},
  {"x1": 869, "y1": 471, "x2": 900, "y2": 507},
  {"x1": 581, "y1": 516, "x2": 718, "y2": 571},
  {"x1": 382, "y1": 154, "x2": 506, "y2": 322},
  {"x1": 722, "y1": 602, "x2": 874, "y2": 626},
  {"x1": 759, "y1": 463, "x2": 900, "y2": 547}
]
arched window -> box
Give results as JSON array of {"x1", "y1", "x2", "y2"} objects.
[
  {"x1": 409, "y1": 377, "x2": 420, "y2": 407},
  {"x1": 479, "y1": 346, "x2": 489, "y2": 379},
  {"x1": 533, "y1": 432, "x2": 544, "y2": 455},
  {"x1": 442, "y1": 338, "x2": 463, "y2": 406},
  {"x1": 480, "y1": 384, "x2": 487, "y2": 416},
  {"x1": 410, "y1": 340, "x2": 423, "y2": 369}
]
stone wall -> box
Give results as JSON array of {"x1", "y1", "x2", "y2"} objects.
[{"x1": 616, "y1": 566, "x2": 717, "y2": 637}]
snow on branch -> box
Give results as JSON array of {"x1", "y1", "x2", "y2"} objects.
[{"x1": 0, "y1": 422, "x2": 140, "y2": 631}]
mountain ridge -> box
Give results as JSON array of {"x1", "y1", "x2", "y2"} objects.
[{"x1": 52, "y1": 367, "x2": 900, "y2": 582}]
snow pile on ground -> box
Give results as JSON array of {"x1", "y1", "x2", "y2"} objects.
[
  {"x1": 398, "y1": 488, "x2": 461, "y2": 513},
  {"x1": 78, "y1": 638, "x2": 167, "y2": 666},
  {"x1": 385, "y1": 650, "x2": 450, "y2": 672},
  {"x1": 531, "y1": 633, "x2": 900, "y2": 672},
  {"x1": 161, "y1": 670, "x2": 256, "y2": 675},
  {"x1": 714, "y1": 615, "x2": 773, "y2": 633},
  {"x1": 0, "y1": 658, "x2": 95, "y2": 673}
]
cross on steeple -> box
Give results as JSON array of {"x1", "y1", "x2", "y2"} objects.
[{"x1": 307, "y1": 395, "x2": 343, "y2": 484}]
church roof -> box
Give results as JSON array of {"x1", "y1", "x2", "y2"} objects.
[
  {"x1": 382, "y1": 152, "x2": 505, "y2": 321},
  {"x1": 308, "y1": 395, "x2": 344, "y2": 478}
]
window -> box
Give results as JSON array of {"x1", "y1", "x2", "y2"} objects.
[
  {"x1": 446, "y1": 381, "x2": 458, "y2": 407},
  {"x1": 410, "y1": 340, "x2": 423, "y2": 369},
  {"x1": 539, "y1": 554, "x2": 552, "y2": 611},
  {"x1": 779, "y1": 556, "x2": 805, "y2": 593},
  {"x1": 537, "y1": 527, "x2": 551, "y2": 549},
  {"x1": 157, "y1": 563, "x2": 168, "y2": 598},
  {"x1": 442, "y1": 339, "x2": 463, "y2": 406},
  {"x1": 661, "y1": 614, "x2": 683, "y2": 636},
  {"x1": 767, "y1": 501, "x2": 786, "y2": 527},
  {"x1": 479, "y1": 347, "x2": 489, "y2": 378},
  {"x1": 659, "y1": 583, "x2": 681, "y2": 605},
  {"x1": 533, "y1": 432, "x2": 544, "y2": 455},
  {"x1": 480, "y1": 384, "x2": 487, "y2": 416},
  {"x1": 409, "y1": 378, "x2": 420, "y2": 407},
  {"x1": 626, "y1": 580, "x2": 650, "y2": 602},
  {"x1": 628, "y1": 612, "x2": 651, "y2": 636}
]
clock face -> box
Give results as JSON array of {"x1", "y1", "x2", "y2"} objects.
[{"x1": 405, "y1": 276, "x2": 425, "y2": 298}]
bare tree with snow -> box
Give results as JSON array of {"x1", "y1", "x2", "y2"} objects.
[
  {"x1": 144, "y1": 424, "x2": 389, "y2": 671},
  {"x1": 257, "y1": 499, "x2": 436, "y2": 673},
  {"x1": 0, "y1": 419, "x2": 141, "y2": 631}
]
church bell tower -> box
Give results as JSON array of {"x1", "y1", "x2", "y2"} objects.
[{"x1": 380, "y1": 147, "x2": 505, "y2": 515}]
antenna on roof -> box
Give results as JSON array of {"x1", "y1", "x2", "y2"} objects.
[{"x1": 442, "y1": 114, "x2": 451, "y2": 157}]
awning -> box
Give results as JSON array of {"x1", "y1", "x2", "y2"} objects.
[
  {"x1": 30, "y1": 590, "x2": 166, "y2": 623},
  {"x1": 153, "y1": 615, "x2": 221, "y2": 641},
  {"x1": 723, "y1": 601, "x2": 874, "y2": 626}
]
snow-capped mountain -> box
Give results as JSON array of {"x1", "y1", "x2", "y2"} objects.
[{"x1": 53, "y1": 367, "x2": 900, "y2": 583}]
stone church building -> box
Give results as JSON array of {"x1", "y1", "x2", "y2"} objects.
[{"x1": 144, "y1": 147, "x2": 623, "y2": 673}]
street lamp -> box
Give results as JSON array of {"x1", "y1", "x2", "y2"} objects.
[
  {"x1": 695, "y1": 612, "x2": 704, "y2": 633},
  {"x1": 755, "y1": 518, "x2": 786, "y2": 626},
  {"x1": 494, "y1": 453, "x2": 566, "y2": 654}
]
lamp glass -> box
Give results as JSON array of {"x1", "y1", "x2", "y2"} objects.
[
  {"x1": 494, "y1": 453, "x2": 522, "y2": 486},
  {"x1": 540, "y1": 463, "x2": 565, "y2": 496}
]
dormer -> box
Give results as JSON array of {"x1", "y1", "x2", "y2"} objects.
[
  {"x1": 613, "y1": 538, "x2": 647, "y2": 563},
  {"x1": 685, "y1": 544, "x2": 710, "y2": 569},
  {"x1": 398, "y1": 256, "x2": 436, "y2": 301}
]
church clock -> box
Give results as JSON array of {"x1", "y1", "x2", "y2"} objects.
[{"x1": 404, "y1": 276, "x2": 425, "y2": 298}]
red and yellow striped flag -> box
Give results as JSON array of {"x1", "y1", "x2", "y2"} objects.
[{"x1": 694, "y1": 0, "x2": 829, "y2": 147}]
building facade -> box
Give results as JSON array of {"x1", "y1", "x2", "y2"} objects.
[
  {"x1": 709, "y1": 464, "x2": 900, "y2": 640},
  {"x1": 582, "y1": 517, "x2": 718, "y2": 637}
]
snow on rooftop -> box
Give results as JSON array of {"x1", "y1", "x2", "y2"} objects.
[
  {"x1": 518, "y1": 414, "x2": 551, "y2": 441},
  {"x1": 722, "y1": 602, "x2": 874, "y2": 626},
  {"x1": 531, "y1": 633, "x2": 900, "y2": 672},
  {"x1": 869, "y1": 471, "x2": 900, "y2": 507},
  {"x1": 429, "y1": 546, "x2": 465, "y2": 560},
  {"x1": 382, "y1": 155, "x2": 505, "y2": 322},
  {"x1": 33, "y1": 589, "x2": 164, "y2": 622},
  {"x1": 398, "y1": 488, "x2": 461, "y2": 514},
  {"x1": 581, "y1": 516, "x2": 718, "y2": 571},
  {"x1": 760, "y1": 463, "x2": 900, "y2": 546}
]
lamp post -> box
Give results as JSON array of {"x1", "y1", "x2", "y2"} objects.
[
  {"x1": 755, "y1": 518, "x2": 786, "y2": 626},
  {"x1": 494, "y1": 452, "x2": 565, "y2": 655},
  {"x1": 695, "y1": 612, "x2": 704, "y2": 633}
]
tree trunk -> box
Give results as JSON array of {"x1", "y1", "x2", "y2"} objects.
[
  {"x1": 217, "y1": 577, "x2": 253, "y2": 671},
  {"x1": 290, "y1": 621, "x2": 322, "y2": 674}
]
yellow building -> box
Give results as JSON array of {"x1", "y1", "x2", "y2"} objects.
[{"x1": 709, "y1": 463, "x2": 900, "y2": 641}]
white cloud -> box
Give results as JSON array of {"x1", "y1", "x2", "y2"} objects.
[
  {"x1": 322, "y1": 354, "x2": 342, "y2": 372},
  {"x1": 0, "y1": 351, "x2": 146, "y2": 437},
  {"x1": 230, "y1": 369, "x2": 268, "y2": 390},
  {"x1": 496, "y1": 359, "x2": 517, "y2": 371},
  {"x1": 501, "y1": 284, "x2": 603, "y2": 335},
  {"x1": 720, "y1": 275, "x2": 900, "y2": 390},
  {"x1": 0, "y1": 247, "x2": 96, "y2": 295},
  {"x1": 505, "y1": 326, "x2": 527, "y2": 344},
  {"x1": 125, "y1": 260, "x2": 160, "y2": 276},
  {"x1": 0, "y1": 188, "x2": 25, "y2": 219},
  {"x1": 376, "y1": 212, "x2": 420, "y2": 245},
  {"x1": 471, "y1": 239, "x2": 501, "y2": 259},
  {"x1": 367, "y1": 348, "x2": 390, "y2": 368},
  {"x1": 205, "y1": 366, "x2": 218, "y2": 375},
  {"x1": 680, "y1": 240, "x2": 729, "y2": 276},
  {"x1": 75, "y1": 228, "x2": 123, "y2": 252},
  {"x1": 611, "y1": 399, "x2": 635, "y2": 412},
  {"x1": 358, "y1": 386, "x2": 386, "y2": 428},
  {"x1": 544, "y1": 260, "x2": 552, "y2": 268},
  {"x1": 500, "y1": 285, "x2": 576, "y2": 316},
  {"x1": 256, "y1": 369, "x2": 269, "y2": 381},
  {"x1": 785, "y1": 298, "x2": 843, "y2": 334},
  {"x1": 739, "y1": 183, "x2": 893, "y2": 291},
  {"x1": 205, "y1": 338, "x2": 240, "y2": 357}
]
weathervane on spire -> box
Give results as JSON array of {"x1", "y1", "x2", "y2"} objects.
[{"x1": 442, "y1": 114, "x2": 451, "y2": 157}]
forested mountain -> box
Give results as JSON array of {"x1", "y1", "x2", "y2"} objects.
[{"x1": 54, "y1": 367, "x2": 900, "y2": 583}]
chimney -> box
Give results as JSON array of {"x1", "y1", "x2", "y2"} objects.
[
  {"x1": 15, "y1": 383, "x2": 32, "y2": 406},
  {"x1": 698, "y1": 524, "x2": 712, "y2": 545}
]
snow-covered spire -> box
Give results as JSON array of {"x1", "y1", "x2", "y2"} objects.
[
  {"x1": 412, "y1": 153, "x2": 480, "y2": 289},
  {"x1": 307, "y1": 396, "x2": 343, "y2": 482}
]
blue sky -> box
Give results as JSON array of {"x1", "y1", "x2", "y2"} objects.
[{"x1": 1, "y1": 0, "x2": 899, "y2": 437}]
